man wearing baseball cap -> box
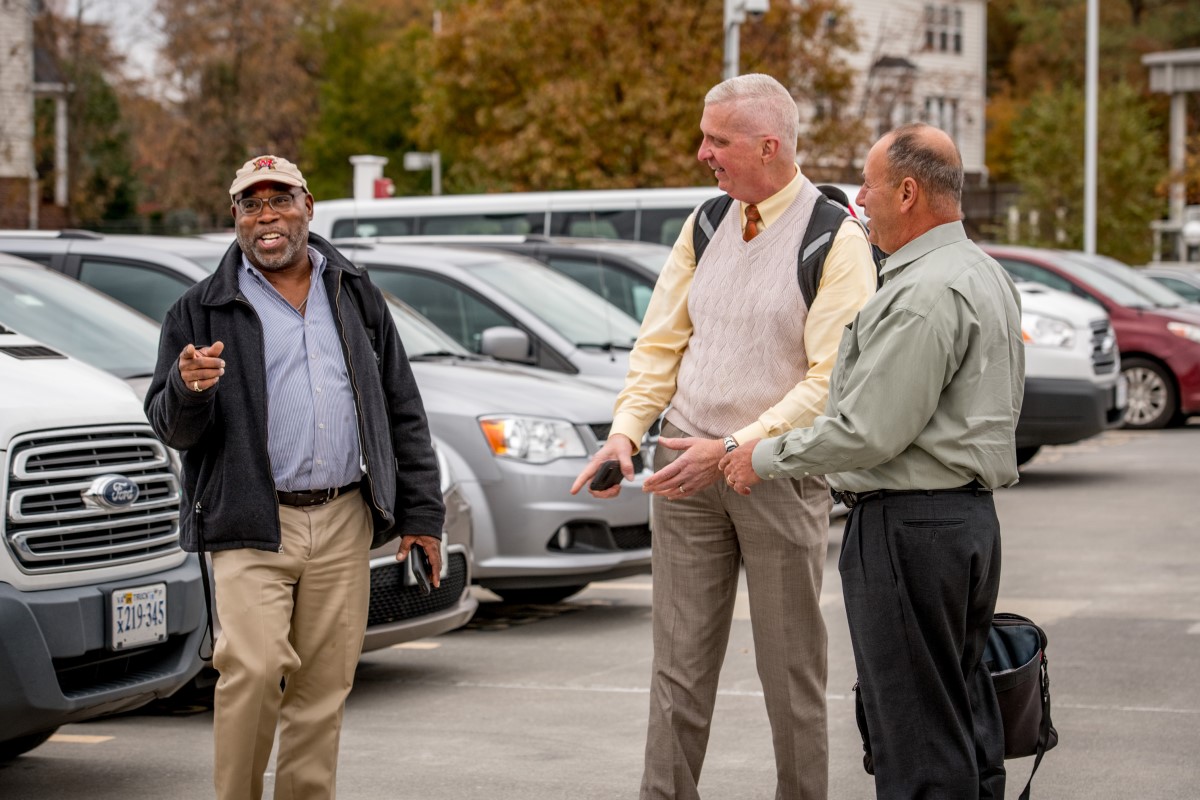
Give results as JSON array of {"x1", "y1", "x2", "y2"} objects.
[{"x1": 145, "y1": 155, "x2": 445, "y2": 800}]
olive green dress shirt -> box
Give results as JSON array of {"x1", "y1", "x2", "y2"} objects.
[{"x1": 751, "y1": 221, "x2": 1025, "y2": 491}]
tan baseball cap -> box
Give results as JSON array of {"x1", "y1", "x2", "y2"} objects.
[{"x1": 229, "y1": 155, "x2": 308, "y2": 198}]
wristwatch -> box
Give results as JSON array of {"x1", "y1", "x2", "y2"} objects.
[{"x1": 723, "y1": 435, "x2": 738, "y2": 453}]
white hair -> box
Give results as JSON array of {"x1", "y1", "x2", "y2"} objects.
[{"x1": 704, "y1": 74, "x2": 799, "y2": 156}]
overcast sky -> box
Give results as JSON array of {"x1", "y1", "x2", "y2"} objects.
[{"x1": 68, "y1": 0, "x2": 163, "y2": 87}]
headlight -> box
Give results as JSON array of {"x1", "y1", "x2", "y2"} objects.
[
  {"x1": 1167, "y1": 321, "x2": 1200, "y2": 344},
  {"x1": 478, "y1": 415, "x2": 587, "y2": 464},
  {"x1": 1021, "y1": 312, "x2": 1075, "y2": 349}
]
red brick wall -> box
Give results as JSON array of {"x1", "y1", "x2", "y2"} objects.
[{"x1": 0, "y1": 178, "x2": 31, "y2": 228}]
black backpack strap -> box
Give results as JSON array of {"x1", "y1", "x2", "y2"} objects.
[
  {"x1": 797, "y1": 194, "x2": 851, "y2": 308},
  {"x1": 692, "y1": 194, "x2": 735, "y2": 264}
]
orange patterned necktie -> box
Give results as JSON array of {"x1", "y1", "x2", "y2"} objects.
[{"x1": 744, "y1": 204, "x2": 762, "y2": 242}]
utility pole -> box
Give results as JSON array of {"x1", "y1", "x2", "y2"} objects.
[{"x1": 723, "y1": 0, "x2": 770, "y2": 80}]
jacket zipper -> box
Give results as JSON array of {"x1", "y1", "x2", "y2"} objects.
[
  {"x1": 235, "y1": 294, "x2": 283, "y2": 553},
  {"x1": 334, "y1": 273, "x2": 386, "y2": 520}
]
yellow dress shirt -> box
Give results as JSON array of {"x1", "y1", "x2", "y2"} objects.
[{"x1": 610, "y1": 169, "x2": 878, "y2": 451}]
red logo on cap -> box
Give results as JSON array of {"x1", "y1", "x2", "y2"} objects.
[{"x1": 252, "y1": 157, "x2": 277, "y2": 172}]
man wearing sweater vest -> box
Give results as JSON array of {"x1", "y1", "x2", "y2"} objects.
[
  {"x1": 571, "y1": 74, "x2": 877, "y2": 800},
  {"x1": 720, "y1": 124, "x2": 1022, "y2": 799}
]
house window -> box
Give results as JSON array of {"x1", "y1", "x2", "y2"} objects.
[
  {"x1": 925, "y1": 96, "x2": 959, "y2": 139},
  {"x1": 923, "y1": 4, "x2": 963, "y2": 54}
]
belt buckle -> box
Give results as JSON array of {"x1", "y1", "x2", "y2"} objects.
[{"x1": 835, "y1": 490, "x2": 856, "y2": 509}]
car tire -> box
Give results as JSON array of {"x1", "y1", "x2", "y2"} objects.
[
  {"x1": 1015, "y1": 446, "x2": 1040, "y2": 466},
  {"x1": 0, "y1": 728, "x2": 57, "y2": 761},
  {"x1": 1121, "y1": 357, "x2": 1177, "y2": 430},
  {"x1": 492, "y1": 584, "x2": 588, "y2": 605}
]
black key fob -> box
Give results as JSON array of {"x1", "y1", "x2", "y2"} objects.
[
  {"x1": 589, "y1": 460, "x2": 624, "y2": 491},
  {"x1": 410, "y1": 546, "x2": 433, "y2": 595}
]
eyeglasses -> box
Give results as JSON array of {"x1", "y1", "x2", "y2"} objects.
[{"x1": 236, "y1": 191, "x2": 302, "y2": 216}]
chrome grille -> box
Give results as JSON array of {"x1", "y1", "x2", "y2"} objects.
[
  {"x1": 5, "y1": 426, "x2": 181, "y2": 573},
  {"x1": 1089, "y1": 319, "x2": 1118, "y2": 375}
]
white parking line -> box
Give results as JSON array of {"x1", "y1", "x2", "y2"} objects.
[
  {"x1": 416, "y1": 680, "x2": 1200, "y2": 716},
  {"x1": 48, "y1": 734, "x2": 114, "y2": 744}
]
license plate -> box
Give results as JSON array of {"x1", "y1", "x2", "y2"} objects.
[
  {"x1": 111, "y1": 583, "x2": 167, "y2": 651},
  {"x1": 1114, "y1": 374, "x2": 1128, "y2": 410}
]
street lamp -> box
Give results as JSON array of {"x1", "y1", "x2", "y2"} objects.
[
  {"x1": 403, "y1": 150, "x2": 443, "y2": 196},
  {"x1": 724, "y1": 0, "x2": 770, "y2": 81}
]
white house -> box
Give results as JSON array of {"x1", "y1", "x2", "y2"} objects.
[
  {"x1": 800, "y1": 0, "x2": 988, "y2": 181},
  {"x1": 0, "y1": 0, "x2": 35, "y2": 227}
]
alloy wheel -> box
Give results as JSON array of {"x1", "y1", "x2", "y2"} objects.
[{"x1": 1123, "y1": 363, "x2": 1170, "y2": 428}]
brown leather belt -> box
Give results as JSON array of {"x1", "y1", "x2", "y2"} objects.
[
  {"x1": 276, "y1": 479, "x2": 362, "y2": 508},
  {"x1": 833, "y1": 480, "x2": 989, "y2": 510}
]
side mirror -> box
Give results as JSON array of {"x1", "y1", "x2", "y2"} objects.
[{"x1": 480, "y1": 326, "x2": 532, "y2": 362}]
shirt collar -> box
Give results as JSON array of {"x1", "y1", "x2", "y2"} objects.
[
  {"x1": 878, "y1": 221, "x2": 968, "y2": 280},
  {"x1": 240, "y1": 244, "x2": 327, "y2": 283},
  {"x1": 741, "y1": 165, "x2": 804, "y2": 228}
]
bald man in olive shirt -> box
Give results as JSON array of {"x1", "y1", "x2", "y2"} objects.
[{"x1": 722, "y1": 123, "x2": 1023, "y2": 799}]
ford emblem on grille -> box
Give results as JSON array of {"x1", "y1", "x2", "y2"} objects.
[{"x1": 82, "y1": 474, "x2": 141, "y2": 509}]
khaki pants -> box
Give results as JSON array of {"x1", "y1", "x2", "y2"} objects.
[
  {"x1": 641, "y1": 422, "x2": 832, "y2": 800},
  {"x1": 211, "y1": 490, "x2": 372, "y2": 800}
]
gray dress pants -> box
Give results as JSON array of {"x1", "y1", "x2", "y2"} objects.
[{"x1": 640, "y1": 422, "x2": 832, "y2": 800}]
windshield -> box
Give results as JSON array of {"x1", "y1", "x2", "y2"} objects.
[
  {"x1": 383, "y1": 295, "x2": 472, "y2": 357},
  {"x1": 0, "y1": 265, "x2": 161, "y2": 378},
  {"x1": 1043, "y1": 255, "x2": 1161, "y2": 308},
  {"x1": 470, "y1": 259, "x2": 642, "y2": 347},
  {"x1": 570, "y1": 242, "x2": 672, "y2": 275},
  {"x1": 1060, "y1": 252, "x2": 1187, "y2": 308}
]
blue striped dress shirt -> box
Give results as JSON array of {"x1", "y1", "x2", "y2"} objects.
[{"x1": 237, "y1": 247, "x2": 364, "y2": 492}]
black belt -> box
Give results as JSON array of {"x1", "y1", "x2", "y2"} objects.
[
  {"x1": 833, "y1": 480, "x2": 989, "y2": 510},
  {"x1": 276, "y1": 479, "x2": 362, "y2": 508}
]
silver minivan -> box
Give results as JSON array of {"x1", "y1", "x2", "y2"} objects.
[{"x1": 0, "y1": 237, "x2": 652, "y2": 604}]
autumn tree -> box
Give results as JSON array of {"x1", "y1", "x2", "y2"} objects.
[
  {"x1": 300, "y1": 0, "x2": 434, "y2": 201},
  {"x1": 151, "y1": 0, "x2": 327, "y2": 225},
  {"x1": 416, "y1": 0, "x2": 863, "y2": 194},
  {"x1": 1010, "y1": 82, "x2": 1165, "y2": 264},
  {"x1": 987, "y1": 0, "x2": 1199, "y2": 202}
]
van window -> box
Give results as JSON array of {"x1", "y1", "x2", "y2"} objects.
[
  {"x1": 421, "y1": 213, "x2": 541, "y2": 235},
  {"x1": 557, "y1": 210, "x2": 631, "y2": 239},
  {"x1": 332, "y1": 218, "x2": 415, "y2": 238},
  {"x1": 639, "y1": 208, "x2": 693, "y2": 245}
]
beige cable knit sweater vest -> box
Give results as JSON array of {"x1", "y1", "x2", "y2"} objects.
[{"x1": 666, "y1": 180, "x2": 821, "y2": 439}]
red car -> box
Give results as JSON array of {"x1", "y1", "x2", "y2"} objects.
[{"x1": 982, "y1": 245, "x2": 1200, "y2": 429}]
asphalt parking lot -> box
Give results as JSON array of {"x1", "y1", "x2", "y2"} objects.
[{"x1": 2, "y1": 424, "x2": 1198, "y2": 799}]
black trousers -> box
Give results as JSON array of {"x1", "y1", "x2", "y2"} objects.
[{"x1": 839, "y1": 490, "x2": 1006, "y2": 800}]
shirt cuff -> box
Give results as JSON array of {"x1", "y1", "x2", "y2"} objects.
[
  {"x1": 751, "y1": 437, "x2": 781, "y2": 479},
  {"x1": 608, "y1": 416, "x2": 646, "y2": 455},
  {"x1": 733, "y1": 420, "x2": 769, "y2": 445}
]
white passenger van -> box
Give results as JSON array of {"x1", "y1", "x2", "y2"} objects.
[{"x1": 310, "y1": 184, "x2": 865, "y2": 245}]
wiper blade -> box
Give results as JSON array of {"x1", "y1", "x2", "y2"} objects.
[
  {"x1": 577, "y1": 341, "x2": 634, "y2": 351},
  {"x1": 409, "y1": 351, "x2": 477, "y2": 361}
]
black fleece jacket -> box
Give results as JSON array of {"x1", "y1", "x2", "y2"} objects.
[{"x1": 144, "y1": 233, "x2": 444, "y2": 553}]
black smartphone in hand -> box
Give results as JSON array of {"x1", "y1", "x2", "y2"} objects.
[
  {"x1": 410, "y1": 546, "x2": 433, "y2": 596},
  {"x1": 589, "y1": 460, "x2": 624, "y2": 491}
]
